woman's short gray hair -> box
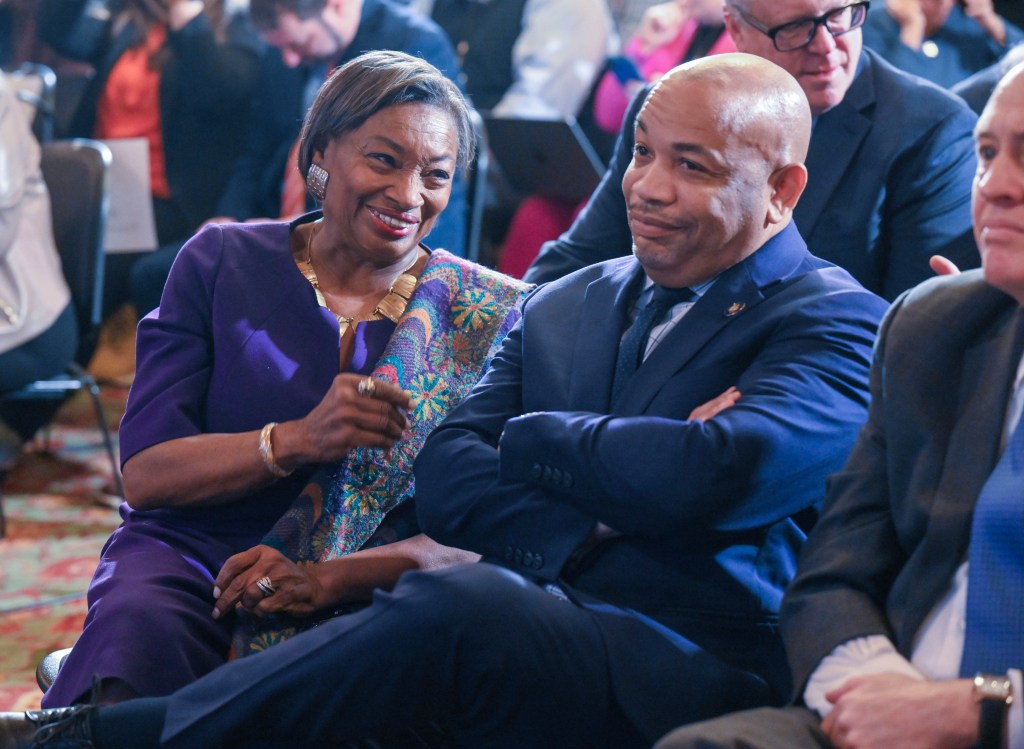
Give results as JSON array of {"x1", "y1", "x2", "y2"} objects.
[{"x1": 297, "y1": 50, "x2": 474, "y2": 178}]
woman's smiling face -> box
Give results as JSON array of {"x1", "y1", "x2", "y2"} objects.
[{"x1": 315, "y1": 102, "x2": 458, "y2": 265}]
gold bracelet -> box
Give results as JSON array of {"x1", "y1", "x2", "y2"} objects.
[{"x1": 258, "y1": 422, "x2": 292, "y2": 478}]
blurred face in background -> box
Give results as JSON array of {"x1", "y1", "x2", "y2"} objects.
[{"x1": 261, "y1": 0, "x2": 360, "y2": 67}]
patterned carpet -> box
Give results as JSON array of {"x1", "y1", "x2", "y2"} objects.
[{"x1": 0, "y1": 386, "x2": 127, "y2": 710}]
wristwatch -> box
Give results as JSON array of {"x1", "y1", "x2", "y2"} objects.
[{"x1": 974, "y1": 673, "x2": 1014, "y2": 749}]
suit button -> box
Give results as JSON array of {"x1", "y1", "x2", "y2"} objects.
[
  {"x1": 532, "y1": 554, "x2": 544, "y2": 569},
  {"x1": 551, "y1": 468, "x2": 562, "y2": 483},
  {"x1": 562, "y1": 473, "x2": 574, "y2": 489},
  {"x1": 542, "y1": 466, "x2": 552, "y2": 482},
  {"x1": 523, "y1": 551, "x2": 534, "y2": 567},
  {"x1": 531, "y1": 464, "x2": 542, "y2": 480},
  {"x1": 514, "y1": 548, "x2": 523, "y2": 564},
  {"x1": 504, "y1": 545, "x2": 514, "y2": 562}
]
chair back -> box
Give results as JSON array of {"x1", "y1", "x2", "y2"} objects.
[
  {"x1": 3, "y1": 62, "x2": 57, "y2": 143},
  {"x1": 465, "y1": 109, "x2": 489, "y2": 264},
  {"x1": 39, "y1": 139, "x2": 112, "y2": 364}
]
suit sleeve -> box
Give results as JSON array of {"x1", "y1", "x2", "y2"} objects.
[
  {"x1": 780, "y1": 295, "x2": 910, "y2": 696},
  {"x1": 416, "y1": 315, "x2": 601, "y2": 581},
  {"x1": 521, "y1": 84, "x2": 648, "y2": 284},
  {"x1": 879, "y1": 100, "x2": 979, "y2": 299},
  {"x1": 119, "y1": 225, "x2": 222, "y2": 465},
  {"x1": 214, "y1": 65, "x2": 291, "y2": 220},
  {"x1": 36, "y1": 0, "x2": 110, "y2": 61}
]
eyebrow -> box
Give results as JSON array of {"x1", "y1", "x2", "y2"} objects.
[
  {"x1": 635, "y1": 117, "x2": 721, "y2": 163},
  {"x1": 973, "y1": 128, "x2": 1024, "y2": 147},
  {"x1": 366, "y1": 134, "x2": 456, "y2": 164}
]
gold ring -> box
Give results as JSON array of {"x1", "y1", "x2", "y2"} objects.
[
  {"x1": 255, "y1": 576, "x2": 276, "y2": 598},
  {"x1": 357, "y1": 377, "x2": 377, "y2": 398}
]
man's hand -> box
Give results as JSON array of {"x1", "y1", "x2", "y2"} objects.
[
  {"x1": 963, "y1": 0, "x2": 1007, "y2": 44},
  {"x1": 929, "y1": 255, "x2": 962, "y2": 276},
  {"x1": 688, "y1": 386, "x2": 740, "y2": 422},
  {"x1": 821, "y1": 673, "x2": 978, "y2": 749}
]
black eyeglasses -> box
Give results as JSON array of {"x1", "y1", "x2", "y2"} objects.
[{"x1": 733, "y1": 1, "x2": 870, "y2": 52}]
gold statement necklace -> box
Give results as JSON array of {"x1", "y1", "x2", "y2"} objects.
[{"x1": 299, "y1": 222, "x2": 419, "y2": 338}]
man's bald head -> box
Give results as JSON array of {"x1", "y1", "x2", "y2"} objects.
[
  {"x1": 648, "y1": 53, "x2": 812, "y2": 170},
  {"x1": 622, "y1": 53, "x2": 812, "y2": 288}
]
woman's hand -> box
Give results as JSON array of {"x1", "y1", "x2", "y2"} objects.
[
  {"x1": 275, "y1": 374, "x2": 413, "y2": 469},
  {"x1": 212, "y1": 544, "x2": 326, "y2": 619}
]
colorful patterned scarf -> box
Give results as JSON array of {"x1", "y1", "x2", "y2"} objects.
[{"x1": 232, "y1": 250, "x2": 529, "y2": 654}]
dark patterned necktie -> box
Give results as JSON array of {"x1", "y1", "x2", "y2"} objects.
[
  {"x1": 611, "y1": 285, "x2": 695, "y2": 405},
  {"x1": 959, "y1": 410, "x2": 1024, "y2": 676}
]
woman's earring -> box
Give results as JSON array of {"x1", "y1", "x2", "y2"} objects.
[{"x1": 306, "y1": 164, "x2": 330, "y2": 202}]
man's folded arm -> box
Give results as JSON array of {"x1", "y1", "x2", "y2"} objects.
[{"x1": 497, "y1": 288, "x2": 883, "y2": 538}]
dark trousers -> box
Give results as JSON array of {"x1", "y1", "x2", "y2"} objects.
[
  {"x1": 0, "y1": 303, "x2": 78, "y2": 440},
  {"x1": 655, "y1": 706, "x2": 830, "y2": 749},
  {"x1": 157, "y1": 563, "x2": 645, "y2": 749}
]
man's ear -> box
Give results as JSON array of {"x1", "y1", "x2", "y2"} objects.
[
  {"x1": 765, "y1": 162, "x2": 808, "y2": 226},
  {"x1": 723, "y1": 6, "x2": 744, "y2": 46}
]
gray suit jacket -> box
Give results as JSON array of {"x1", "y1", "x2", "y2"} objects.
[{"x1": 781, "y1": 269, "x2": 1024, "y2": 694}]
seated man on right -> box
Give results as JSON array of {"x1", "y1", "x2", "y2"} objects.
[
  {"x1": 657, "y1": 59, "x2": 1024, "y2": 749},
  {"x1": 526, "y1": 0, "x2": 981, "y2": 301}
]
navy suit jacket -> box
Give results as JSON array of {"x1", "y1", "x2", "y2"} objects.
[
  {"x1": 783, "y1": 271, "x2": 1024, "y2": 694},
  {"x1": 416, "y1": 222, "x2": 887, "y2": 737},
  {"x1": 525, "y1": 49, "x2": 979, "y2": 301}
]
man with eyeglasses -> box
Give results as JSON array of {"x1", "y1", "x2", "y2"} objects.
[{"x1": 525, "y1": 0, "x2": 980, "y2": 302}]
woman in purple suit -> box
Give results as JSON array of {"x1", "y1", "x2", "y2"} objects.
[{"x1": 43, "y1": 50, "x2": 528, "y2": 707}]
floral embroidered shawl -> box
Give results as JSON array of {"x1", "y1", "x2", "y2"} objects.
[{"x1": 232, "y1": 249, "x2": 529, "y2": 655}]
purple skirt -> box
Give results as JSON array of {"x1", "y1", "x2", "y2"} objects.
[{"x1": 42, "y1": 505, "x2": 260, "y2": 706}]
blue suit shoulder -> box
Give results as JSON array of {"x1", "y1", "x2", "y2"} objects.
[{"x1": 860, "y1": 49, "x2": 977, "y2": 132}]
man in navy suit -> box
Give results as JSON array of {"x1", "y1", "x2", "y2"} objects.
[
  {"x1": 0, "y1": 54, "x2": 886, "y2": 749},
  {"x1": 526, "y1": 0, "x2": 980, "y2": 301}
]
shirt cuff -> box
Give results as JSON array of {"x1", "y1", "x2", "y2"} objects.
[{"x1": 803, "y1": 635, "x2": 926, "y2": 717}]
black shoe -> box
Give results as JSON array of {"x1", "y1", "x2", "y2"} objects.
[{"x1": 0, "y1": 705, "x2": 96, "y2": 749}]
